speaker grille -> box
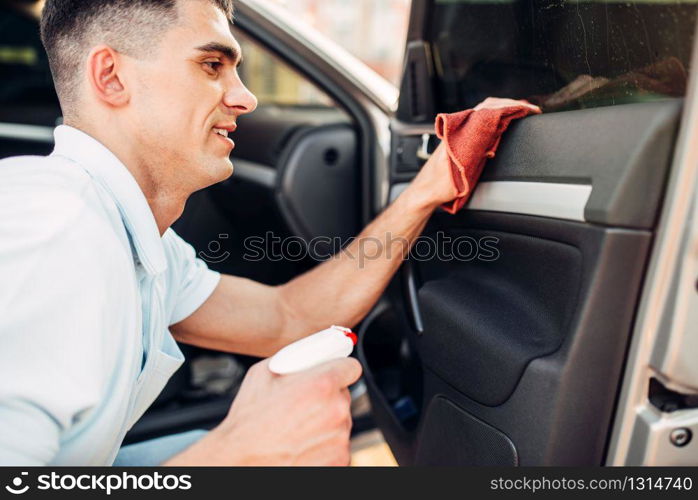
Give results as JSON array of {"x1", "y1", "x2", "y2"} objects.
[{"x1": 415, "y1": 397, "x2": 518, "y2": 466}]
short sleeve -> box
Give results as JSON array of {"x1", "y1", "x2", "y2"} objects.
[{"x1": 162, "y1": 229, "x2": 221, "y2": 325}]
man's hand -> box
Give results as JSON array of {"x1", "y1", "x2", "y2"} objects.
[
  {"x1": 406, "y1": 97, "x2": 541, "y2": 210},
  {"x1": 164, "y1": 357, "x2": 362, "y2": 466},
  {"x1": 405, "y1": 140, "x2": 453, "y2": 210}
]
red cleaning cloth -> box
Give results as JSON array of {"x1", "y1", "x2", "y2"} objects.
[{"x1": 435, "y1": 104, "x2": 540, "y2": 214}]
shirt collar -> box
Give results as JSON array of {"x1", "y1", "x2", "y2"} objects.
[{"x1": 51, "y1": 125, "x2": 167, "y2": 275}]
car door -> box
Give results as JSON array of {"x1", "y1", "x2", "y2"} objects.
[{"x1": 358, "y1": 0, "x2": 698, "y2": 465}]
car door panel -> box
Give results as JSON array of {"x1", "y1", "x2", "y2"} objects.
[
  {"x1": 392, "y1": 100, "x2": 682, "y2": 227},
  {"x1": 481, "y1": 100, "x2": 682, "y2": 229},
  {"x1": 417, "y1": 225, "x2": 584, "y2": 407},
  {"x1": 360, "y1": 97, "x2": 682, "y2": 464},
  {"x1": 361, "y1": 215, "x2": 653, "y2": 465}
]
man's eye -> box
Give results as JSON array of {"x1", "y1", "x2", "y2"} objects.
[{"x1": 202, "y1": 61, "x2": 222, "y2": 73}]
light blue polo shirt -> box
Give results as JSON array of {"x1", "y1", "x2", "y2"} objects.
[{"x1": 0, "y1": 125, "x2": 221, "y2": 465}]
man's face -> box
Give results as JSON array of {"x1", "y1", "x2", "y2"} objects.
[{"x1": 123, "y1": 0, "x2": 257, "y2": 194}]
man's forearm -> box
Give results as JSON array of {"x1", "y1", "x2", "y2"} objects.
[
  {"x1": 174, "y1": 142, "x2": 450, "y2": 356},
  {"x1": 277, "y1": 184, "x2": 437, "y2": 343},
  {"x1": 162, "y1": 427, "x2": 237, "y2": 466},
  {"x1": 173, "y1": 185, "x2": 431, "y2": 355}
]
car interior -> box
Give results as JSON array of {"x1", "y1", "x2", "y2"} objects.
[
  {"x1": 0, "y1": 0, "x2": 696, "y2": 465},
  {"x1": 369, "y1": 0, "x2": 696, "y2": 465}
]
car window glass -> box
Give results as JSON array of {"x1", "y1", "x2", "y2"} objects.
[
  {"x1": 429, "y1": 0, "x2": 698, "y2": 113},
  {"x1": 234, "y1": 29, "x2": 335, "y2": 108},
  {"x1": 266, "y1": 0, "x2": 411, "y2": 86},
  {"x1": 0, "y1": 1, "x2": 61, "y2": 125}
]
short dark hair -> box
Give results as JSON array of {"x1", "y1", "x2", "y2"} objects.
[{"x1": 40, "y1": 0, "x2": 234, "y2": 113}]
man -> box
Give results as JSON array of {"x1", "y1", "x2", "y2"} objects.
[{"x1": 0, "y1": 0, "x2": 529, "y2": 465}]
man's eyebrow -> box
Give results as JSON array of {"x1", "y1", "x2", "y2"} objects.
[{"x1": 195, "y1": 42, "x2": 243, "y2": 67}]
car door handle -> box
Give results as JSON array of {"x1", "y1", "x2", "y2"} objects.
[
  {"x1": 402, "y1": 260, "x2": 424, "y2": 334},
  {"x1": 416, "y1": 133, "x2": 432, "y2": 161}
]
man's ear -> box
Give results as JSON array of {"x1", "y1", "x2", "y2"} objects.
[{"x1": 86, "y1": 45, "x2": 130, "y2": 107}]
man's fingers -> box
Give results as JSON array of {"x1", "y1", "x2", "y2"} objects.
[
  {"x1": 246, "y1": 357, "x2": 285, "y2": 383},
  {"x1": 474, "y1": 97, "x2": 541, "y2": 113},
  {"x1": 341, "y1": 387, "x2": 352, "y2": 407},
  {"x1": 249, "y1": 356, "x2": 272, "y2": 374},
  {"x1": 300, "y1": 357, "x2": 363, "y2": 388},
  {"x1": 520, "y1": 100, "x2": 542, "y2": 113}
]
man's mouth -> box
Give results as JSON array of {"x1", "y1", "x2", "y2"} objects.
[{"x1": 212, "y1": 126, "x2": 235, "y2": 150}]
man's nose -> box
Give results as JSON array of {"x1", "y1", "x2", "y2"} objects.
[{"x1": 222, "y1": 81, "x2": 258, "y2": 116}]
